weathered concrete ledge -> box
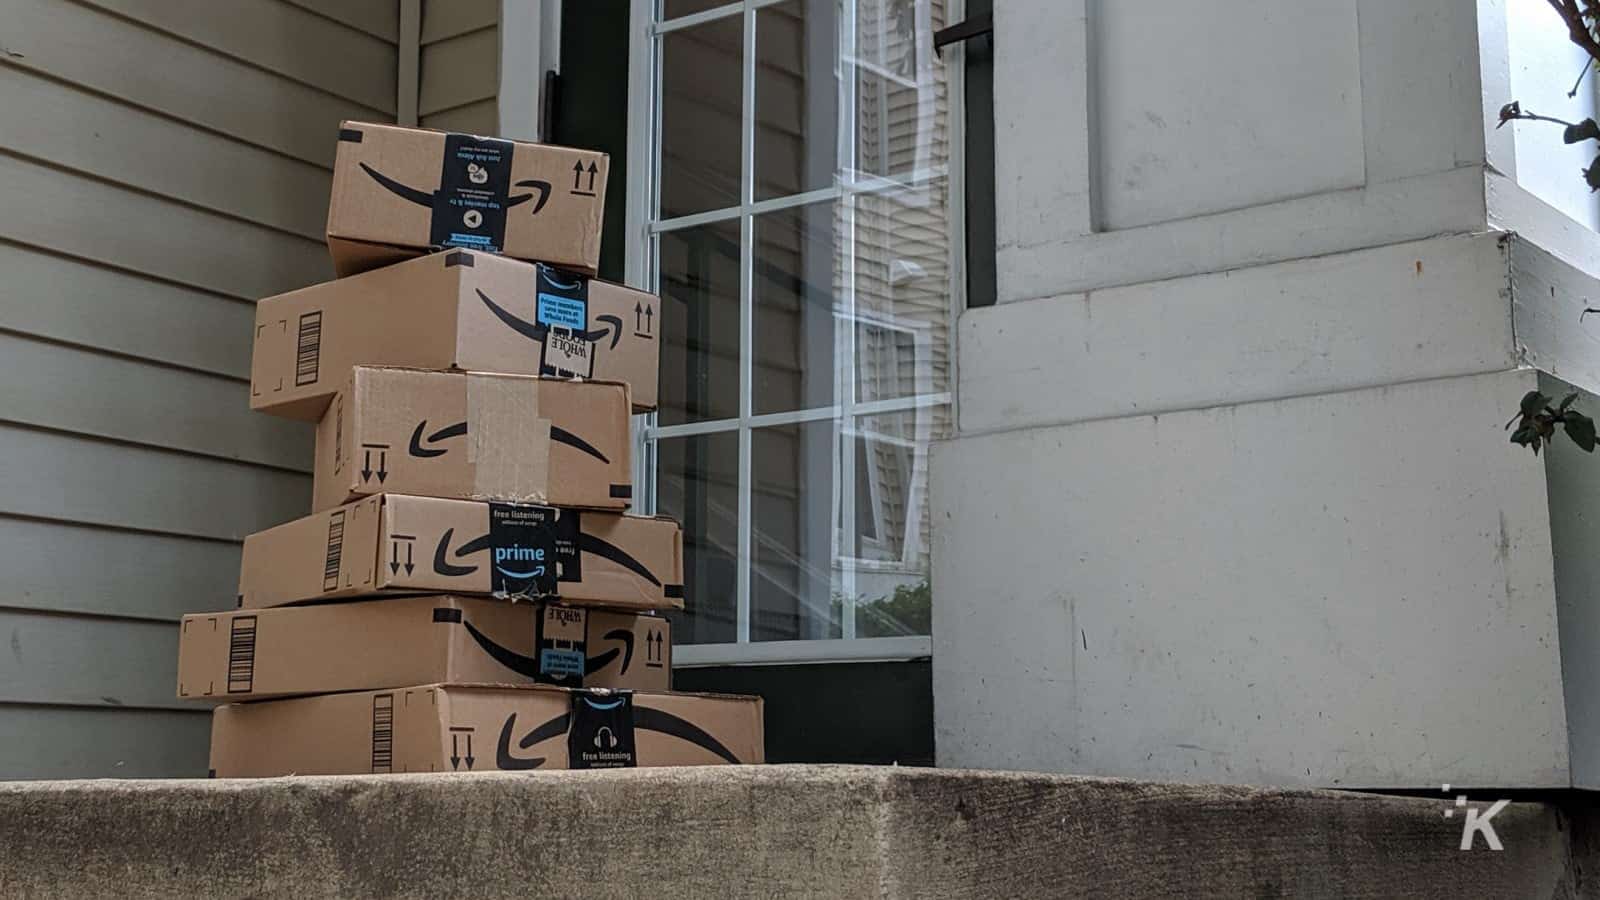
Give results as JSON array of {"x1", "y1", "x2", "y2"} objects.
[{"x1": 0, "y1": 765, "x2": 1593, "y2": 898}]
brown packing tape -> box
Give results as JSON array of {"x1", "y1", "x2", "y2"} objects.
[{"x1": 466, "y1": 374, "x2": 550, "y2": 503}]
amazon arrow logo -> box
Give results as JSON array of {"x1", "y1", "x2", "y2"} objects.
[
  {"x1": 409, "y1": 418, "x2": 610, "y2": 465},
  {"x1": 360, "y1": 163, "x2": 552, "y2": 215},
  {"x1": 449, "y1": 616, "x2": 637, "y2": 679},
  {"x1": 409, "y1": 420, "x2": 467, "y2": 458},
  {"x1": 476, "y1": 289, "x2": 623, "y2": 350},
  {"x1": 494, "y1": 707, "x2": 743, "y2": 770}
]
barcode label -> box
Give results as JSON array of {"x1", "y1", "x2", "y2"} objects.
[
  {"x1": 295, "y1": 311, "x2": 322, "y2": 386},
  {"x1": 371, "y1": 694, "x2": 394, "y2": 773},
  {"x1": 226, "y1": 616, "x2": 257, "y2": 693},
  {"x1": 323, "y1": 510, "x2": 345, "y2": 592}
]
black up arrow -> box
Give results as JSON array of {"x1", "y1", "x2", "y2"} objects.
[
  {"x1": 572, "y1": 161, "x2": 585, "y2": 191},
  {"x1": 362, "y1": 449, "x2": 373, "y2": 482},
  {"x1": 404, "y1": 542, "x2": 414, "y2": 576},
  {"x1": 390, "y1": 542, "x2": 401, "y2": 575},
  {"x1": 586, "y1": 161, "x2": 599, "y2": 191},
  {"x1": 376, "y1": 449, "x2": 388, "y2": 484},
  {"x1": 644, "y1": 304, "x2": 653, "y2": 334},
  {"x1": 635, "y1": 301, "x2": 643, "y2": 331}
]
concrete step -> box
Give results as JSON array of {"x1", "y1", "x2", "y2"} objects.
[{"x1": 0, "y1": 765, "x2": 1590, "y2": 898}]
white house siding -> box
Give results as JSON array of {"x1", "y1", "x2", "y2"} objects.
[{"x1": 0, "y1": 0, "x2": 397, "y2": 777}]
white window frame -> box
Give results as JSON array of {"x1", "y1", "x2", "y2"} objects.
[{"x1": 626, "y1": 0, "x2": 964, "y2": 666}]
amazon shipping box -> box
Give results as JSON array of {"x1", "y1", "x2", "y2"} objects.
[
  {"x1": 251, "y1": 249, "x2": 659, "y2": 419},
  {"x1": 327, "y1": 121, "x2": 607, "y2": 276},
  {"x1": 314, "y1": 367, "x2": 632, "y2": 512},
  {"x1": 177, "y1": 596, "x2": 670, "y2": 700},
  {"x1": 238, "y1": 494, "x2": 683, "y2": 611},
  {"x1": 209, "y1": 684, "x2": 763, "y2": 776}
]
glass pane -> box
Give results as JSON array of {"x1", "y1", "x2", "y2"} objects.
[
  {"x1": 657, "y1": 431, "x2": 740, "y2": 645},
  {"x1": 658, "y1": 220, "x2": 741, "y2": 426},
  {"x1": 840, "y1": 410, "x2": 937, "y2": 637},
  {"x1": 851, "y1": 186, "x2": 952, "y2": 405},
  {"x1": 849, "y1": 0, "x2": 945, "y2": 184},
  {"x1": 755, "y1": 0, "x2": 838, "y2": 200},
  {"x1": 661, "y1": 16, "x2": 743, "y2": 219},
  {"x1": 753, "y1": 200, "x2": 837, "y2": 415},
  {"x1": 663, "y1": 0, "x2": 738, "y2": 20},
  {"x1": 752, "y1": 420, "x2": 840, "y2": 640}
]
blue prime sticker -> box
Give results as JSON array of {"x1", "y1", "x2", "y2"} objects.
[
  {"x1": 540, "y1": 648, "x2": 585, "y2": 678},
  {"x1": 537, "y1": 292, "x2": 587, "y2": 330}
]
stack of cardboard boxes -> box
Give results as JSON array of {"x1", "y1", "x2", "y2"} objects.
[{"x1": 175, "y1": 122, "x2": 764, "y2": 776}]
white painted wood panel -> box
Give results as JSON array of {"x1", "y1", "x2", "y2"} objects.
[
  {"x1": 0, "y1": 244, "x2": 254, "y2": 380},
  {"x1": 0, "y1": 516, "x2": 241, "y2": 622},
  {"x1": 0, "y1": 332, "x2": 311, "y2": 470},
  {"x1": 76, "y1": 0, "x2": 398, "y2": 113},
  {"x1": 1090, "y1": 0, "x2": 1365, "y2": 230},
  {"x1": 0, "y1": 0, "x2": 387, "y2": 168},
  {"x1": 0, "y1": 67, "x2": 332, "y2": 240},
  {"x1": 962, "y1": 233, "x2": 1519, "y2": 434},
  {"x1": 0, "y1": 424, "x2": 309, "y2": 542}
]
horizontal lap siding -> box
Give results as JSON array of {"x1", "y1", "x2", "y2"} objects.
[
  {"x1": 417, "y1": 1, "x2": 498, "y2": 134},
  {"x1": 0, "y1": 0, "x2": 398, "y2": 777}
]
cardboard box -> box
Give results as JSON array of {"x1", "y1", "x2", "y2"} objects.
[
  {"x1": 314, "y1": 368, "x2": 632, "y2": 512},
  {"x1": 251, "y1": 250, "x2": 659, "y2": 419},
  {"x1": 210, "y1": 683, "x2": 763, "y2": 776},
  {"x1": 327, "y1": 121, "x2": 607, "y2": 276},
  {"x1": 239, "y1": 494, "x2": 684, "y2": 611},
  {"x1": 177, "y1": 596, "x2": 671, "y2": 700}
]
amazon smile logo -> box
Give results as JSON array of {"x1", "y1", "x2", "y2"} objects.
[
  {"x1": 430, "y1": 529, "x2": 550, "y2": 580},
  {"x1": 360, "y1": 163, "x2": 552, "y2": 216},
  {"x1": 409, "y1": 418, "x2": 611, "y2": 464},
  {"x1": 476, "y1": 289, "x2": 623, "y2": 350},
  {"x1": 444, "y1": 612, "x2": 637, "y2": 679},
  {"x1": 494, "y1": 707, "x2": 743, "y2": 770}
]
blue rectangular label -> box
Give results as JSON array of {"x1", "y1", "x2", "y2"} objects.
[
  {"x1": 540, "y1": 648, "x2": 585, "y2": 678},
  {"x1": 537, "y1": 292, "x2": 587, "y2": 330}
]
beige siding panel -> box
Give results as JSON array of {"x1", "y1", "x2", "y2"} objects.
[
  {"x1": 76, "y1": 0, "x2": 398, "y2": 113},
  {"x1": 0, "y1": 68, "x2": 331, "y2": 240},
  {"x1": 0, "y1": 247, "x2": 254, "y2": 381},
  {"x1": 0, "y1": 333, "x2": 310, "y2": 470},
  {"x1": 1, "y1": 0, "x2": 386, "y2": 168},
  {"x1": 0, "y1": 705, "x2": 210, "y2": 779},
  {"x1": 418, "y1": 26, "x2": 499, "y2": 116},
  {"x1": 0, "y1": 154, "x2": 331, "y2": 300},
  {"x1": 282, "y1": 0, "x2": 400, "y2": 42},
  {"x1": 420, "y1": 98, "x2": 499, "y2": 134},
  {"x1": 420, "y1": 0, "x2": 498, "y2": 43},
  {"x1": 0, "y1": 516, "x2": 240, "y2": 622},
  {"x1": 0, "y1": 612, "x2": 188, "y2": 710},
  {"x1": 0, "y1": 424, "x2": 309, "y2": 542}
]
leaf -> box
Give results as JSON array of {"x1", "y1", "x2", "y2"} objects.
[
  {"x1": 1567, "y1": 411, "x2": 1598, "y2": 452},
  {"x1": 1563, "y1": 391, "x2": 1582, "y2": 411},
  {"x1": 1521, "y1": 391, "x2": 1551, "y2": 417}
]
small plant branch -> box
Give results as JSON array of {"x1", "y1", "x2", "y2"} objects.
[
  {"x1": 1570, "y1": 59, "x2": 1593, "y2": 98},
  {"x1": 1497, "y1": 102, "x2": 1579, "y2": 130},
  {"x1": 1508, "y1": 390, "x2": 1597, "y2": 455}
]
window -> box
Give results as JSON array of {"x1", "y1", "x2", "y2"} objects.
[{"x1": 631, "y1": 0, "x2": 961, "y2": 660}]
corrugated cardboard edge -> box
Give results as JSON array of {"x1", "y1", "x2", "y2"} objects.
[{"x1": 466, "y1": 373, "x2": 550, "y2": 503}]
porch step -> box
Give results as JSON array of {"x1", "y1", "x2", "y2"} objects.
[{"x1": 0, "y1": 765, "x2": 1588, "y2": 897}]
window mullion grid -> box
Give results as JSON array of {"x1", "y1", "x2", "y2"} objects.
[
  {"x1": 837, "y1": 0, "x2": 860, "y2": 640},
  {"x1": 735, "y1": 0, "x2": 757, "y2": 645}
]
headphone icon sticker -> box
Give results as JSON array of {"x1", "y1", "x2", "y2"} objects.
[{"x1": 594, "y1": 726, "x2": 618, "y2": 749}]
